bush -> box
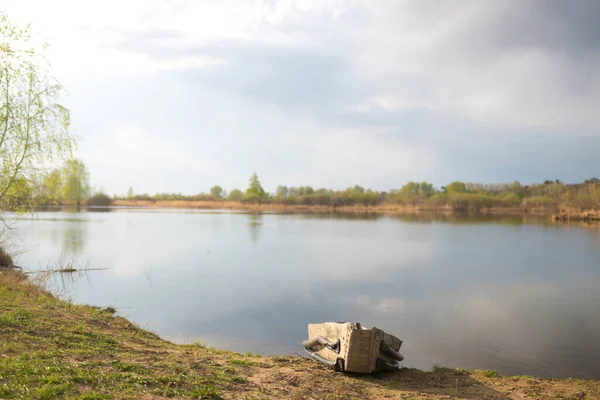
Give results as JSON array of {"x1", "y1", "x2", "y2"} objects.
[
  {"x1": 522, "y1": 196, "x2": 558, "y2": 209},
  {"x1": 87, "y1": 193, "x2": 111, "y2": 207},
  {"x1": 427, "y1": 192, "x2": 449, "y2": 207},
  {"x1": 0, "y1": 247, "x2": 14, "y2": 269},
  {"x1": 499, "y1": 192, "x2": 522, "y2": 207},
  {"x1": 227, "y1": 189, "x2": 244, "y2": 201}
]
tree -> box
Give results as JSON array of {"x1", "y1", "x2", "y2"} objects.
[
  {"x1": 275, "y1": 185, "x2": 288, "y2": 198},
  {"x1": 61, "y1": 159, "x2": 89, "y2": 207},
  {"x1": 395, "y1": 182, "x2": 435, "y2": 204},
  {"x1": 420, "y1": 182, "x2": 435, "y2": 196},
  {"x1": 245, "y1": 173, "x2": 266, "y2": 202},
  {"x1": 446, "y1": 181, "x2": 467, "y2": 193},
  {"x1": 42, "y1": 169, "x2": 62, "y2": 205},
  {"x1": 0, "y1": 13, "x2": 75, "y2": 212},
  {"x1": 590, "y1": 183, "x2": 600, "y2": 208},
  {"x1": 210, "y1": 185, "x2": 224, "y2": 199},
  {"x1": 4, "y1": 176, "x2": 34, "y2": 212},
  {"x1": 510, "y1": 180, "x2": 525, "y2": 198},
  {"x1": 227, "y1": 189, "x2": 244, "y2": 201},
  {"x1": 127, "y1": 186, "x2": 134, "y2": 200}
]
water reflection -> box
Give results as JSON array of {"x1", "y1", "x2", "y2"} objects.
[
  {"x1": 61, "y1": 221, "x2": 87, "y2": 257},
  {"x1": 247, "y1": 213, "x2": 263, "y2": 244},
  {"x1": 11, "y1": 209, "x2": 600, "y2": 380}
]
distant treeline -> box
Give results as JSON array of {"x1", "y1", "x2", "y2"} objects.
[
  {"x1": 7, "y1": 167, "x2": 599, "y2": 213},
  {"x1": 102, "y1": 175, "x2": 600, "y2": 212}
]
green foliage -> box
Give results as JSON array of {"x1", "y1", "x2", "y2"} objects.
[
  {"x1": 500, "y1": 192, "x2": 522, "y2": 206},
  {"x1": 190, "y1": 384, "x2": 223, "y2": 399},
  {"x1": 245, "y1": 173, "x2": 266, "y2": 202},
  {"x1": 510, "y1": 180, "x2": 525, "y2": 198},
  {"x1": 446, "y1": 181, "x2": 467, "y2": 193},
  {"x1": 0, "y1": 13, "x2": 76, "y2": 212},
  {"x1": 70, "y1": 173, "x2": 600, "y2": 213},
  {"x1": 482, "y1": 369, "x2": 498, "y2": 378},
  {"x1": 210, "y1": 185, "x2": 225, "y2": 199},
  {"x1": 126, "y1": 186, "x2": 134, "y2": 200},
  {"x1": 3, "y1": 176, "x2": 35, "y2": 212},
  {"x1": 226, "y1": 359, "x2": 256, "y2": 367},
  {"x1": 392, "y1": 181, "x2": 435, "y2": 204},
  {"x1": 275, "y1": 185, "x2": 288, "y2": 198},
  {"x1": 227, "y1": 189, "x2": 244, "y2": 201},
  {"x1": 41, "y1": 169, "x2": 62, "y2": 205},
  {"x1": 61, "y1": 159, "x2": 90, "y2": 206},
  {"x1": 522, "y1": 196, "x2": 558, "y2": 209}
]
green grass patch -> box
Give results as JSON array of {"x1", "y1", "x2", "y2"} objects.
[
  {"x1": 227, "y1": 359, "x2": 257, "y2": 367},
  {"x1": 482, "y1": 369, "x2": 499, "y2": 378},
  {"x1": 0, "y1": 308, "x2": 34, "y2": 327},
  {"x1": 190, "y1": 383, "x2": 223, "y2": 399},
  {"x1": 111, "y1": 360, "x2": 148, "y2": 374}
]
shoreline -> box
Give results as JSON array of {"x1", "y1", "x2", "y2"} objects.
[
  {"x1": 83, "y1": 199, "x2": 600, "y2": 221},
  {"x1": 1, "y1": 270, "x2": 599, "y2": 399}
]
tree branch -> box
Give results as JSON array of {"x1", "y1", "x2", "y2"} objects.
[
  {"x1": 0, "y1": 72, "x2": 33, "y2": 202},
  {"x1": 0, "y1": 67, "x2": 10, "y2": 150}
]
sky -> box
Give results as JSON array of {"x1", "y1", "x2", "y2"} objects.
[{"x1": 2, "y1": 0, "x2": 599, "y2": 195}]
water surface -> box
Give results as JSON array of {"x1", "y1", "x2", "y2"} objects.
[{"x1": 10, "y1": 209, "x2": 600, "y2": 379}]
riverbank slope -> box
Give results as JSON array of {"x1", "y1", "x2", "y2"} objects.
[{"x1": 1, "y1": 271, "x2": 598, "y2": 399}]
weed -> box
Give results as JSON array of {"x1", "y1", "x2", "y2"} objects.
[
  {"x1": 432, "y1": 364, "x2": 453, "y2": 373},
  {"x1": 231, "y1": 375, "x2": 249, "y2": 384},
  {"x1": 482, "y1": 369, "x2": 498, "y2": 378},
  {"x1": 102, "y1": 306, "x2": 117, "y2": 314},
  {"x1": 190, "y1": 383, "x2": 223, "y2": 399}
]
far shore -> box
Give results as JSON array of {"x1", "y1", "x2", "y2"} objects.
[{"x1": 72, "y1": 199, "x2": 600, "y2": 222}]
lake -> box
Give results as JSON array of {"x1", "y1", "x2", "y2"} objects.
[{"x1": 8, "y1": 209, "x2": 600, "y2": 380}]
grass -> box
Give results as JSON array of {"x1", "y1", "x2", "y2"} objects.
[
  {"x1": 432, "y1": 364, "x2": 454, "y2": 373},
  {"x1": 226, "y1": 359, "x2": 257, "y2": 367},
  {"x1": 482, "y1": 369, "x2": 498, "y2": 378},
  {"x1": 1, "y1": 270, "x2": 599, "y2": 399}
]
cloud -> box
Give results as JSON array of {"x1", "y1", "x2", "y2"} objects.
[
  {"x1": 2, "y1": 0, "x2": 598, "y2": 193},
  {"x1": 350, "y1": 1, "x2": 600, "y2": 132}
]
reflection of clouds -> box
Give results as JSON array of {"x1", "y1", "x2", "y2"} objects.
[
  {"x1": 113, "y1": 253, "x2": 144, "y2": 278},
  {"x1": 352, "y1": 280, "x2": 600, "y2": 379},
  {"x1": 372, "y1": 298, "x2": 423, "y2": 314},
  {"x1": 267, "y1": 217, "x2": 439, "y2": 283},
  {"x1": 185, "y1": 277, "x2": 600, "y2": 379}
]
